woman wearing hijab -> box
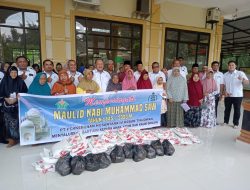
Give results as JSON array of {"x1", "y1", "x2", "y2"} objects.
[
  {"x1": 77, "y1": 69, "x2": 100, "y2": 94},
  {"x1": 106, "y1": 73, "x2": 122, "y2": 92},
  {"x1": 0, "y1": 66, "x2": 27, "y2": 147},
  {"x1": 137, "y1": 70, "x2": 153, "y2": 89},
  {"x1": 51, "y1": 69, "x2": 76, "y2": 95},
  {"x1": 154, "y1": 76, "x2": 167, "y2": 127},
  {"x1": 167, "y1": 67, "x2": 188, "y2": 127},
  {"x1": 28, "y1": 73, "x2": 51, "y2": 95},
  {"x1": 184, "y1": 73, "x2": 203, "y2": 127},
  {"x1": 200, "y1": 68, "x2": 218, "y2": 128},
  {"x1": 122, "y1": 69, "x2": 137, "y2": 90}
]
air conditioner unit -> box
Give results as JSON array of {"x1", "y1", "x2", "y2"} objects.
[
  {"x1": 73, "y1": 0, "x2": 100, "y2": 6},
  {"x1": 206, "y1": 7, "x2": 221, "y2": 23}
]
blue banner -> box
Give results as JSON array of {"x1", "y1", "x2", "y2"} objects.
[{"x1": 19, "y1": 89, "x2": 162, "y2": 145}]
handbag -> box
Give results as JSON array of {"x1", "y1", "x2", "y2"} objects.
[{"x1": 3, "y1": 101, "x2": 18, "y2": 113}]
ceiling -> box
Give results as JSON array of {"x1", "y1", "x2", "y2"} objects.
[
  {"x1": 156, "y1": 0, "x2": 250, "y2": 19},
  {"x1": 221, "y1": 16, "x2": 250, "y2": 56},
  {"x1": 157, "y1": 0, "x2": 250, "y2": 57}
]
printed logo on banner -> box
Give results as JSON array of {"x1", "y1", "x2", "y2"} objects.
[
  {"x1": 55, "y1": 99, "x2": 69, "y2": 109},
  {"x1": 148, "y1": 92, "x2": 157, "y2": 102}
]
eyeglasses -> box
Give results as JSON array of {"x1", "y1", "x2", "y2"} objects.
[{"x1": 152, "y1": 66, "x2": 159, "y2": 68}]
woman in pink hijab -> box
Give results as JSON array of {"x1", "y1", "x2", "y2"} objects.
[
  {"x1": 200, "y1": 68, "x2": 218, "y2": 128},
  {"x1": 122, "y1": 69, "x2": 137, "y2": 90}
]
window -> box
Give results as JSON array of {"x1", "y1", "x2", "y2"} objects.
[
  {"x1": 75, "y1": 17, "x2": 142, "y2": 70},
  {"x1": 0, "y1": 7, "x2": 41, "y2": 65},
  {"x1": 164, "y1": 28, "x2": 210, "y2": 71}
]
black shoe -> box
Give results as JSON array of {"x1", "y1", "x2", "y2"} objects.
[{"x1": 0, "y1": 139, "x2": 9, "y2": 144}]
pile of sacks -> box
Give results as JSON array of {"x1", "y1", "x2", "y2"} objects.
[{"x1": 33, "y1": 127, "x2": 200, "y2": 175}]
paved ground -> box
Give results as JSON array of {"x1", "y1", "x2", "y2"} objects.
[{"x1": 0, "y1": 100, "x2": 249, "y2": 190}]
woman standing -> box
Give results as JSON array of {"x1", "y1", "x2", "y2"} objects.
[
  {"x1": 200, "y1": 69, "x2": 217, "y2": 128},
  {"x1": 167, "y1": 67, "x2": 188, "y2": 127},
  {"x1": 0, "y1": 66, "x2": 27, "y2": 147},
  {"x1": 184, "y1": 73, "x2": 203, "y2": 127},
  {"x1": 28, "y1": 73, "x2": 51, "y2": 95},
  {"x1": 137, "y1": 70, "x2": 153, "y2": 89},
  {"x1": 122, "y1": 69, "x2": 137, "y2": 90},
  {"x1": 51, "y1": 70, "x2": 76, "y2": 95},
  {"x1": 106, "y1": 73, "x2": 122, "y2": 92},
  {"x1": 77, "y1": 69, "x2": 100, "y2": 94}
]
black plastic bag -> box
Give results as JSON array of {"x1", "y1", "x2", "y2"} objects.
[
  {"x1": 110, "y1": 145, "x2": 125, "y2": 163},
  {"x1": 143, "y1": 144, "x2": 156, "y2": 159},
  {"x1": 97, "y1": 153, "x2": 111, "y2": 169},
  {"x1": 162, "y1": 139, "x2": 175, "y2": 156},
  {"x1": 55, "y1": 153, "x2": 72, "y2": 176},
  {"x1": 85, "y1": 154, "x2": 100, "y2": 171},
  {"x1": 151, "y1": 140, "x2": 164, "y2": 156},
  {"x1": 123, "y1": 143, "x2": 134, "y2": 159},
  {"x1": 70, "y1": 156, "x2": 86, "y2": 175},
  {"x1": 133, "y1": 145, "x2": 147, "y2": 162}
]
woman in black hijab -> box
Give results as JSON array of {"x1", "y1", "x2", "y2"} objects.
[{"x1": 0, "y1": 66, "x2": 28, "y2": 147}]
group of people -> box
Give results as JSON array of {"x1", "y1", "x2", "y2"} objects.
[{"x1": 0, "y1": 55, "x2": 249, "y2": 148}]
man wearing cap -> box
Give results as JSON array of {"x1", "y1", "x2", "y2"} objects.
[
  {"x1": 223, "y1": 61, "x2": 249, "y2": 128},
  {"x1": 16, "y1": 56, "x2": 36, "y2": 88},
  {"x1": 211, "y1": 61, "x2": 224, "y2": 117},
  {"x1": 134, "y1": 60, "x2": 144, "y2": 81},
  {"x1": 118, "y1": 60, "x2": 131, "y2": 82},
  {"x1": 187, "y1": 63, "x2": 199, "y2": 81}
]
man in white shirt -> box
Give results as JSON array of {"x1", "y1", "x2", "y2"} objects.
[
  {"x1": 223, "y1": 61, "x2": 249, "y2": 128},
  {"x1": 16, "y1": 56, "x2": 36, "y2": 88},
  {"x1": 67, "y1": 60, "x2": 83, "y2": 87},
  {"x1": 212, "y1": 61, "x2": 224, "y2": 117},
  {"x1": 178, "y1": 57, "x2": 188, "y2": 76},
  {"x1": 134, "y1": 60, "x2": 144, "y2": 81},
  {"x1": 149, "y1": 62, "x2": 166, "y2": 87},
  {"x1": 93, "y1": 58, "x2": 111, "y2": 92},
  {"x1": 43, "y1": 59, "x2": 59, "y2": 89},
  {"x1": 167, "y1": 59, "x2": 187, "y2": 80}
]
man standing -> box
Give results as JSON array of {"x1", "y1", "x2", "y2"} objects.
[
  {"x1": 118, "y1": 60, "x2": 131, "y2": 82},
  {"x1": 223, "y1": 61, "x2": 249, "y2": 128},
  {"x1": 43, "y1": 59, "x2": 59, "y2": 89},
  {"x1": 93, "y1": 58, "x2": 111, "y2": 92},
  {"x1": 167, "y1": 59, "x2": 187, "y2": 80},
  {"x1": 211, "y1": 61, "x2": 224, "y2": 117},
  {"x1": 107, "y1": 60, "x2": 116, "y2": 76},
  {"x1": 67, "y1": 60, "x2": 83, "y2": 87},
  {"x1": 149, "y1": 62, "x2": 166, "y2": 87},
  {"x1": 134, "y1": 60, "x2": 144, "y2": 81},
  {"x1": 16, "y1": 56, "x2": 36, "y2": 88},
  {"x1": 178, "y1": 57, "x2": 188, "y2": 76},
  {"x1": 199, "y1": 65, "x2": 208, "y2": 80}
]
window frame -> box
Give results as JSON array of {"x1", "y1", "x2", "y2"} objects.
[
  {"x1": 75, "y1": 16, "x2": 143, "y2": 67},
  {"x1": 0, "y1": 6, "x2": 41, "y2": 64},
  {"x1": 164, "y1": 28, "x2": 210, "y2": 69}
]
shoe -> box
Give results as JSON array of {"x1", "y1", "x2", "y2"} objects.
[
  {"x1": 233, "y1": 125, "x2": 240, "y2": 129},
  {"x1": 221, "y1": 123, "x2": 228, "y2": 126},
  {"x1": 0, "y1": 139, "x2": 8, "y2": 144},
  {"x1": 6, "y1": 139, "x2": 17, "y2": 148}
]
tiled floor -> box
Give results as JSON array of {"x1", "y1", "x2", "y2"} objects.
[{"x1": 0, "y1": 101, "x2": 249, "y2": 190}]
